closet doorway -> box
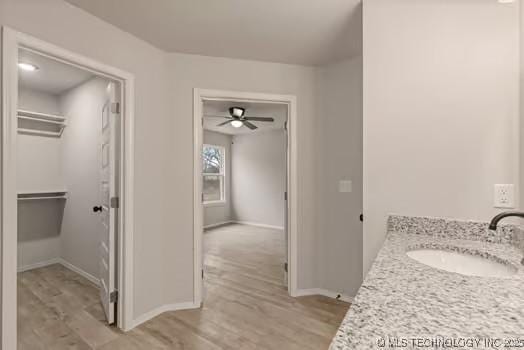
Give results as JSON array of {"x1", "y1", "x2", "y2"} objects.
[{"x1": 2, "y1": 28, "x2": 135, "y2": 348}]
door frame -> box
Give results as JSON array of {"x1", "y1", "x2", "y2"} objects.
[
  {"x1": 1, "y1": 26, "x2": 136, "y2": 348},
  {"x1": 193, "y1": 88, "x2": 298, "y2": 305}
]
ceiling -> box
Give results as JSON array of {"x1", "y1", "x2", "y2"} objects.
[
  {"x1": 19, "y1": 49, "x2": 95, "y2": 95},
  {"x1": 64, "y1": 0, "x2": 362, "y2": 66},
  {"x1": 203, "y1": 100, "x2": 287, "y2": 135}
]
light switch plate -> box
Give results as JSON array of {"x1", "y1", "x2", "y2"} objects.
[
  {"x1": 494, "y1": 184, "x2": 515, "y2": 209},
  {"x1": 339, "y1": 180, "x2": 352, "y2": 193}
]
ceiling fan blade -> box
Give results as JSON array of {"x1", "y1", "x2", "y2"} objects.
[
  {"x1": 205, "y1": 115, "x2": 232, "y2": 119},
  {"x1": 217, "y1": 120, "x2": 233, "y2": 127},
  {"x1": 243, "y1": 121, "x2": 258, "y2": 130},
  {"x1": 244, "y1": 117, "x2": 275, "y2": 122}
]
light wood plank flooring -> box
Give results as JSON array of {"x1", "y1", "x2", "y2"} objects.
[{"x1": 18, "y1": 224, "x2": 350, "y2": 349}]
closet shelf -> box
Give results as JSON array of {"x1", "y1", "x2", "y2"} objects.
[
  {"x1": 17, "y1": 109, "x2": 67, "y2": 137},
  {"x1": 17, "y1": 109, "x2": 66, "y2": 122},
  {"x1": 17, "y1": 190, "x2": 68, "y2": 201}
]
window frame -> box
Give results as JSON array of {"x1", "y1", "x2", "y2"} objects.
[{"x1": 202, "y1": 144, "x2": 226, "y2": 206}]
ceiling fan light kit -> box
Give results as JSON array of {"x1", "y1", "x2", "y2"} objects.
[
  {"x1": 209, "y1": 106, "x2": 276, "y2": 130},
  {"x1": 231, "y1": 120, "x2": 243, "y2": 128}
]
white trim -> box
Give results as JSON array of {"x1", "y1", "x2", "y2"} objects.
[
  {"x1": 17, "y1": 258, "x2": 100, "y2": 287},
  {"x1": 232, "y1": 221, "x2": 285, "y2": 231},
  {"x1": 17, "y1": 258, "x2": 60, "y2": 273},
  {"x1": 204, "y1": 221, "x2": 234, "y2": 230},
  {"x1": 57, "y1": 259, "x2": 100, "y2": 287},
  {"x1": 203, "y1": 220, "x2": 285, "y2": 231},
  {"x1": 1, "y1": 27, "x2": 136, "y2": 343},
  {"x1": 2, "y1": 27, "x2": 19, "y2": 350},
  {"x1": 293, "y1": 288, "x2": 354, "y2": 304},
  {"x1": 193, "y1": 88, "x2": 298, "y2": 306},
  {"x1": 131, "y1": 302, "x2": 200, "y2": 329}
]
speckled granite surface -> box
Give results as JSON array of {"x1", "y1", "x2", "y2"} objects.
[{"x1": 330, "y1": 216, "x2": 524, "y2": 350}]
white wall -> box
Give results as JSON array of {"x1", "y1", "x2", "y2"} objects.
[
  {"x1": 17, "y1": 88, "x2": 63, "y2": 270},
  {"x1": 59, "y1": 77, "x2": 108, "y2": 280},
  {"x1": 231, "y1": 130, "x2": 286, "y2": 229},
  {"x1": 18, "y1": 88, "x2": 60, "y2": 115},
  {"x1": 316, "y1": 57, "x2": 363, "y2": 297},
  {"x1": 203, "y1": 130, "x2": 232, "y2": 227},
  {"x1": 363, "y1": 0, "x2": 520, "y2": 274},
  {"x1": 521, "y1": 1, "x2": 524, "y2": 211},
  {"x1": 17, "y1": 88, "x2": 64, "y2": 191}
]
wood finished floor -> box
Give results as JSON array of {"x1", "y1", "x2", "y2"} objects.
[{"x1": 18, "y1": 224, "x2": 350, "y2": 349}]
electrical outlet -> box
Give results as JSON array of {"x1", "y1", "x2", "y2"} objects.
[{"x1": 494, "y1": 184, "x2": 515, "y2": 209}]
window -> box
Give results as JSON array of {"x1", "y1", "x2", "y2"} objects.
[{"x1": 202, "y1": 144, "x2": 225, "y2": 204}]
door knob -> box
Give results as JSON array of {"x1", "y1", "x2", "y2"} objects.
[{"x1": 93, "y1": 206, "x2": 103, "y2": 213}]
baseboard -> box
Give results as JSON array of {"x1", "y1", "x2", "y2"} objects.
[
  {"x1": 293, "y1": 288, "x2": 354, "y2": 303},
  {"x1": 204, "y1": 220, "x2": 284, "y2": 231},
  {"x1": 58, "y1": 258, "x2": 100, "y2": 287},
  {"x1": 17, "y1": 258, "x2": 60, "y2": 273},
  {"x1": 131, "y1": 302, "x2": 200, "y2": 329},
  {"x1": 232, "y1": 221, "x2": 284, "y2": 231},
  {"x1": 17, "y1": 257, "x2": 100, "y2": 287},
  {"x1": 204, "y1": 221, "x2": 234, "y2": 230}
]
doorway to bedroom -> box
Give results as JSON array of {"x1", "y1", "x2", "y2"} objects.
[
  {"x1": 193, "y1": 89, "x2": 300, "y2": 307},
  {"x1": 202, "y1": 100, "x2": 289, "y2": 304}
]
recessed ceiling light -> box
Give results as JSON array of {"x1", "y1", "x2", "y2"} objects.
[
  {"x1": 498, "y1": 0, "x2": 515, "y2": 3},
  {"x1": 18, "y1": 62, "x2": 39, "y2": 72},
  {"x1": 231, "y1": 120, "x2": 243, "y2": 128}
]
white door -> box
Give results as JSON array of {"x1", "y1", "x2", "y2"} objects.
[{"x1": 96, "y1": 82, "x2": 120, "y2": 324}]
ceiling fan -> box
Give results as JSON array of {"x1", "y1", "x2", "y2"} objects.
[{"x1": 207, "y1": 107, "x2": 274, "y2": 130}]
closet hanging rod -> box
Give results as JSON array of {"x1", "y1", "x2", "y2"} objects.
[
  {"x1": 17, "y1": 115, "x2": 66, "y2": 126},
  {"x1": 18, "y1": 128, "x2": 65, "y2": 137},
  {"x1": 17, "y1": 196, "x2": 67, "y2": 201},
  {"x1": 18, "y1": 190, "x2": 68, "y2": 195},
  {"x1": 18, "y1": 190, "x2": 68, "y2": 201}
]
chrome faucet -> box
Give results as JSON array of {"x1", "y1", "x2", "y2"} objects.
[{"x1": 489, "y1": 211, "x2": 524, "y2": 230}]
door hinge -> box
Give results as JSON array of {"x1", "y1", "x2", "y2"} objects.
[
  {"x1": 359, "y1": 213, "x2": 364, "y2": 222},
  {"x1": 284, "y1": 263, "x2": 288, "y2": 273},
  {"x1": 111, "y1": 102, "x2": 120, "y2": 114},
  {"x1": 202, "y1": 269, "x2": 204, "y2": 279},
  {"x1": 284, "y1": 121, "x2": 288, "y2": 131},
  {"x1": 111, "y1": 197, "x2": 120, "y2": 209},
  {"x1": 284, "y1": 191, "x2": 288, "y2": 201},
  {"x1": 110, "y1": 290, "x2": 118, "y2": 303}
]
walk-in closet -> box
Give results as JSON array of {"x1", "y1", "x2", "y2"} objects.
[{"x1": 17, "y1": 47, "x2": 121, "y2": 346}]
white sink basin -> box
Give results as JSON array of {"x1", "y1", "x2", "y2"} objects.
[{"x1": 406, "y1": 249, "x2": 517, "y2": 278}]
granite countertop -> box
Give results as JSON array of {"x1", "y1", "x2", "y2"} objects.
[{"x1": 330, "y1": 216, "x2": 524, "y2": 350}]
